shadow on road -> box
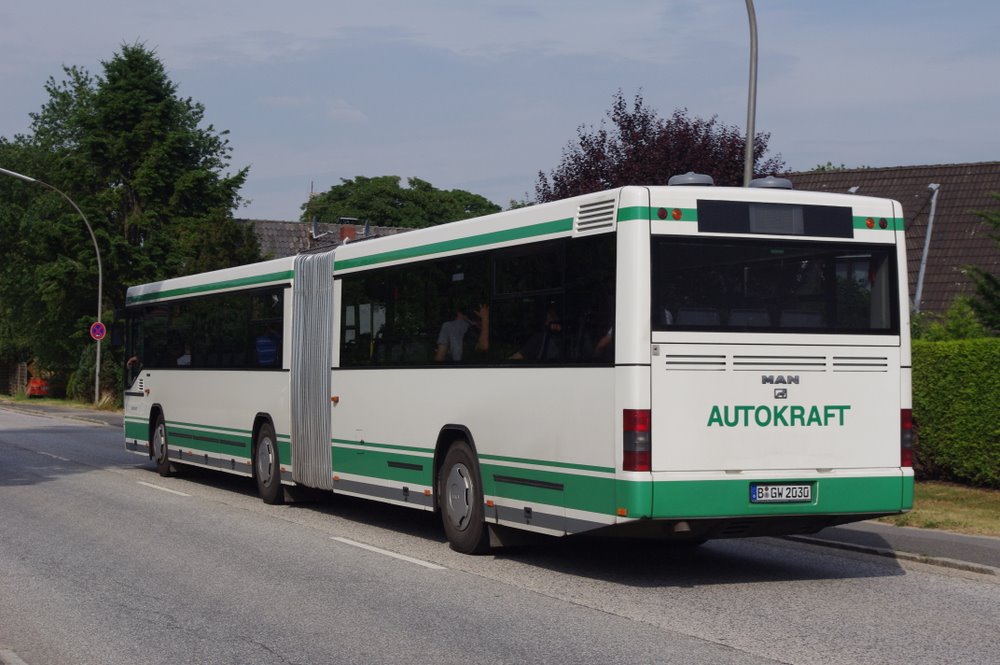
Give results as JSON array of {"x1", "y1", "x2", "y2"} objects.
[{"x1": 169, "y1": 466, "x2": 906, "y2": 586}]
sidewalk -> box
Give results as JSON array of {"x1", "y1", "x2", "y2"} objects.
[
  {"x1": 791, "y1": 521, "x2": 1000, "y2": 575},
  {"x1": 0, "y1": 398, "x2": 123, "y2": 429},
  {"x1": 1, "y1": 398, "x2": 997, "y2": 576}
]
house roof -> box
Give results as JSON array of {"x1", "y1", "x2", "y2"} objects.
[
  {"x1": 237, "y1": 219, "x2": 406, "y2": 259},
  {"x1": 790, "y1": 162, "x2": 1000, "y2": 314}
]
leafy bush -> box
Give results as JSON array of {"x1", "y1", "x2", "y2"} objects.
[
  {"x1": 67, "y1": 344, "x2": 122, "y2": 407},
  {"x1": 912, "y1": 338, "x2": 1000, "y2": 487},
  {"x1": 912, "y1": 297, "x2": 990, "y2": 341}
]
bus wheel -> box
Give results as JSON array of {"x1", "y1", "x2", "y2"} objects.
[
  {"x1": 254, "y1": 423, "x2": 284, "y2": 505},
  {"x1": 152, "y1": 414, "x2": 172, "y2": 477},
  {"x1": 438, "y1": 441, "x2": 489, "y2": 554}
]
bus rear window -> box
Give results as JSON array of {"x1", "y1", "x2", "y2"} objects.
[{"x1": 651, "y1": 238, "x2": 899, "y2": 334}]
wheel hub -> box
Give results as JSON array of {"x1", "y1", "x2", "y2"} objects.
[{"x1": 444, "y1": 463, "x2": 473, "y2": 531}]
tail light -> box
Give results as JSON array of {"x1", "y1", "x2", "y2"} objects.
[
  {"x1": 623, "y1": 409, "x2": 651, "y2": 472},
  {"x1": 900, "y1": 408, "x2": 913, "y2": 467}
]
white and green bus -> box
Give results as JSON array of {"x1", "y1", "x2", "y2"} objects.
[{"x1": 124, "y1": 176, "x2": 914, "y2": 553}]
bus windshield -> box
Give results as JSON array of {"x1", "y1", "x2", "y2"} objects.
[{"x1": 651, "y1": 237, "x2": 899, "y2": 334}]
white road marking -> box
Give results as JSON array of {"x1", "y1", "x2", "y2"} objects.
[
  {"x1": 332, "y1": 537, "x2": 446, "y2": 570},
  {"x1": 36, "y1": 451, "x2": 71, "y2": 462},
  {"x1": 137, "y1": 481, "x2": 191, "y2": 497}
]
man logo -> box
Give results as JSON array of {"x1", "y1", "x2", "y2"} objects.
[
  {"x1": 762, "y1": 375, "x2": 800, "y2": 385},
  {"x1": 774, "y1": 388, "x2": 788, "y2": 399}
]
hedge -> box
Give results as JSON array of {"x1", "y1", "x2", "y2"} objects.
[{"x1": 912, "y1": 338, "x2": 1000, "y2": 488}]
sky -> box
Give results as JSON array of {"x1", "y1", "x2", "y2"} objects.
[{"x1": 2, "y1": 1, "x2": 998, "y2": 221}]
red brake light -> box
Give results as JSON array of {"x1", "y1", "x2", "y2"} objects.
[
  {"x1": 901, "y1": 409, "x2": 913, "y2": 467},
  {"x1": 623, "y1": 409, "x2": 651, "y2": 472}
]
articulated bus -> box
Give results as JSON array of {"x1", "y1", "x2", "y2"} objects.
[{"x1": 124, "y1": 176, "x2": 913, "y2": 553}]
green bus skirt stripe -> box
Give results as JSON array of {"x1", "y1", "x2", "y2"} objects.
[{"x1": 136, "y1": 420, "x2": 911, "y2": 519}]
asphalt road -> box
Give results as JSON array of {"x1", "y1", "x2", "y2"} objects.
[{"x1": 1, "y1": 406, "x2": 998, "y2": 664}]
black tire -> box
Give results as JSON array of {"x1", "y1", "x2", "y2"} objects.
[
  {"x1": 254, "y1": 422, "x2": 284, "y2": 505},
  {"x1": 438, "y1": 441, "x2": 490, "y2": 554},
  {"x1": 151, "y1": 414, "x2": 173, "y2": 477}
]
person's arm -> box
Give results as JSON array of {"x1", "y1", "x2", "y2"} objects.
[{"x1": 474, "y1": 304, "x2": 489, "y2": 352}]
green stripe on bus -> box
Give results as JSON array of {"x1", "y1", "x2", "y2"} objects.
[
  {"x1": 628, "y1": 208, "x2": 902, "y2": 231},
  {"x1": 618, "y1": 206, "x2": 698, "y2": 222},
  {"x1": 330, "y1": 438, "x2": 612, "y2": 475},
  {"x1": 853, "y1": 216, "x2": 905, "y2": 231},
  {"x1": 333, "y1": 218, "x2": 574, "y2": 271},
  {"x1": 165, "y1": 422, "x2": 251, "y2": 455},
  {"x1": 169, "y1": 420, "x2": 252, "y2": 436},
  {"x1": 126, "y1": 270, "x2": 294, "y2": 305},
  {"x1": 616, "y1": 206, "x2": 649, "y2": 222},
  {"x1": 481, "y1": 462, "x2": 618, "y2": 514},
  {"x1": 124, "y1": 419, "x2": 148, "y2": 441},
  {"x1": 332, "y1": 438, "x2": 431, "y2": 456},
  {"x1": 479, "y1": 452, "x2": 613, "y2": 475},
  {"x1": 333, "y1": 445, "x2": 431, "y2": 484}
]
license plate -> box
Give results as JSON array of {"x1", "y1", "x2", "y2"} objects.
[{"x1": 750, "y1": 483, "x2": 812, "y2": 503}]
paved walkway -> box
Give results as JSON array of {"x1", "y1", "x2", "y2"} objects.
[
  {"x1": 2, "y1": 399, "x2": 997, "y2": 575},
  {"x1": 793, "y1": 520, "x2": 1000, "y2": 574}
]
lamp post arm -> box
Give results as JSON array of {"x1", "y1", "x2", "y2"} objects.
[
  {"x1": 0, "y1": 166, "x2": 104, "y2": 403},
  {"x1": 34, "y1": 179, "x2": 104, "y2": 324}
]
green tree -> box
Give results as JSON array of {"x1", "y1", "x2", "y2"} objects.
[
  {"x1": 0, "y1": 43, "x2": 259, "y2": 393},
  {"x1": 303, "y1": 175, "x2": 500, "y2": 229},
  {"x1": 967, "y1": 195, "x2": 1000, "y2": 332},
  {"x1": 535, "y1": 91, "x2": 785, "y2": 202}
]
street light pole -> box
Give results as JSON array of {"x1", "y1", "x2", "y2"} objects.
[
  {"x1": 0, "y1": 166, "x2": 104, "y2": 405},
  {"x1": 743, "y1": 0, "x2": 759, "y2": 187}
]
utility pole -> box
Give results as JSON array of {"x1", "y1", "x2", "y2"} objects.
[{"x1": 743, "y1": 0, "x2": 759, "y2": 187}]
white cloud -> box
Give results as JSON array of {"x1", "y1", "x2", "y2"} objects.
[{"x1": 325, "y1": 99, "x2": 367, "y2": 123}]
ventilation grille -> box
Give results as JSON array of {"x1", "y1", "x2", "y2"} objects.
[
  {"x1": 575, "y1": 198, "x2": 616, "y2": 233},
  {"x1": 832, "y1": 356, "x2": 889, "y2": 372},
  {"x1": 664, "y1": 354, "x2": 726, "y2": 371},
  {"x1": 663, "y1": 353, "x2": 890, "y2": 373},
  {"x1": 733, "y1": 355, "x2": 827, "y2": 371}
]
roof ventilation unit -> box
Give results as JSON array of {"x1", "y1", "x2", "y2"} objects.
[
  {"x1": 749, "y1": 175, "x2": 794, "y2": 189},
  {"x1": 667, "y1": 172, "x2": 714, "y2": 186}
]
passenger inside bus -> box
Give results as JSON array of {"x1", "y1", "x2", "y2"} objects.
[
  {"x1": 434, "y1": 303, "x2": 489, "y2": 362},
  {"x1": 510, "y1": 307, "x2": 564, "y2": 361}
]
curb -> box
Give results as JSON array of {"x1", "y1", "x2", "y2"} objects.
[{"x1": 786, "y1": 534, "x2": 1000, "y2": 577}]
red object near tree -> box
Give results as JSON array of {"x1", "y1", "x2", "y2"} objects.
[{"x1": 26, "y1": 377, "x2": 50, "y2": 397}]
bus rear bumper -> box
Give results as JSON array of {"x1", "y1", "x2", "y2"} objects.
[{"x1": 644, "y1": 471, "x2": 913, "y2": 520}]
